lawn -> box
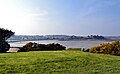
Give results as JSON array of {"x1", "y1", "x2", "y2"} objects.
[{"x1": 0, "y1": 51, "x2": 120, "y2": 74}]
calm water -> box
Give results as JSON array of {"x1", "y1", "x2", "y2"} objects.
[{"x1": 9, "y1": 40, "x2": 111, "y2": 48}]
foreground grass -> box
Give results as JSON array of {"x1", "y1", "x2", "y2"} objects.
[{"x1": 0, "y1": 51, "x2": 120, "y2": 74}]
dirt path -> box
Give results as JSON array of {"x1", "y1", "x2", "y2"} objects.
[{"x1": 7, "y1": 48, "x2": 20, "y2": 52}]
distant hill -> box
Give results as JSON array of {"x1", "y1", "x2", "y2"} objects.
[
  {"x1": 105, "y1": 36, "x2": 120, "y2": 41},
  {"x1": 7, "y1": 35, "x2": 117, "y2": 42}
]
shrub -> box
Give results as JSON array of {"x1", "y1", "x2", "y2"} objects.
[
  {"x1": 46, "y1": 43, "x2": 66, "y2": 51},
  {"x1": 18, "y1": 42, "x2": 33, "y2": 52},
  {"x1": 83, "y1": 48, "x2": 89, "y2": 52},
  {"x1": 18, "y1": 42, "x2": 66, "y2": 52},
  {"x1": 0, "y1": 28, "x2": 14, "y2": 52},
  {"x1": 89, "y1": 41, "x2": 120, "y2": 56},
  {"x1": 0, "y1": 41, "x2": 10, "y2": 52}
]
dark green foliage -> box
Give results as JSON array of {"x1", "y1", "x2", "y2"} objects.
[
  {"x1": 87, "y1": 35, "x2": 105, "y2": 39},
  {"x1": 18, "y1": 42, "x2": 33, "y2": 52},
  {"x1": 0, "y1": 28, "x2": 14, "y2": 52},
  {"x1": 90, "y1": 41, "x2": 120, "y2": 56},
  {"x1": 0, "y1": 28, "x2": 14, "y2": 41},
  {"x1": 18, "y1": 42, "x2": 66, "y2": 52},
  {"x1": 0, "y1": 42, "x2": 10, "y2": 52},
  {"x1": 83, "y1": 48, "x2": 89, "y2": 52}
]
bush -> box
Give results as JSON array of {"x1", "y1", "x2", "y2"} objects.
[
  {"x1": 0, "y1": 28, "x2": 14, "y2": 52},
  {"x1": 18, "y1": 42, "x2": 33, "y2": 52},
  {"x1": 89, "y1": 41, "x2": 120, "y2": 56},
  {"x1": 0, "y1": 41, "x2": 10, "y2": 52},
  {"x1": 18, "y1": 42, "x2": 66, "y2": 52}
]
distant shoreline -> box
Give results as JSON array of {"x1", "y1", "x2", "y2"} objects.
[{"x1": 8, "y1": 35, "x2": 120, "y2": 43}]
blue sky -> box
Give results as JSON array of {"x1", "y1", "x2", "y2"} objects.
[{"x1": 0, "y1": 0, "x2": 120, "y2": 35}]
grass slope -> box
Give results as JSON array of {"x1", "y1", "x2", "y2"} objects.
[{"x1": 0, "y1": 51, "x2": 120, "y2": 74}]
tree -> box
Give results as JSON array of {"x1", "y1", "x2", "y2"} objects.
[{"x1": 0, "y1": 28, "x2": 14, "y2": 52}]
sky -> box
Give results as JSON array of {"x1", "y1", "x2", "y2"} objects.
[{"x1": 0, "y1": 0, "x2": 120, "y2": 36}]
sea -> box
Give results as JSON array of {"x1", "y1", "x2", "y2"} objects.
[{"x1": 9, "y1": 40, "x2": 111, "y2": 49}]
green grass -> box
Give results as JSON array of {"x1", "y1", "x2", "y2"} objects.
[
  {"x1": 67, "y1": 48, "x2": 82, "y2": 51},
  {"x1": 1, "y1": 51, "x2": 120, "y2": 74}
]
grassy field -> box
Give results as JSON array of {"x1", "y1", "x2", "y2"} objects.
[{"x1": 0, "y1": 51, "x2": 120, "y2": 74}]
